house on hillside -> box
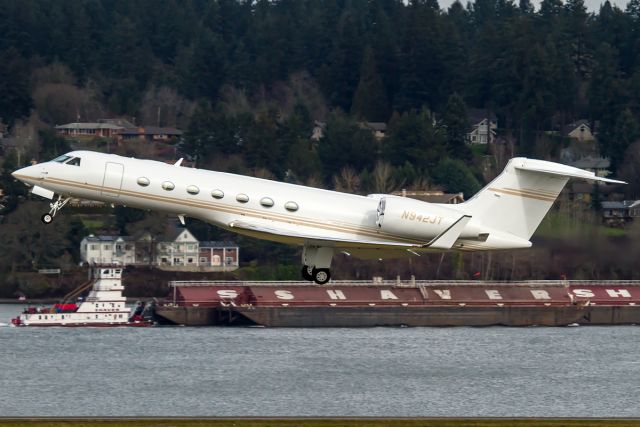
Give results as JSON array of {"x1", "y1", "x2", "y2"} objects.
[
  {"x1": 563, "y1": 120, "x2": 595, "y2": 142},
  {"x1": 155, "y1": 228, "x2": 200, "y2": 267},
  {"x1": 391, "y1": 189, "x2": 465, "y2": 204},
  {"x1": 55, "y1": 122, "x2": 124, "y2": 139},
  {"x1": 568, "y1": 156, "x2": 611, "y2": 179},
  {"x1": 310, "y1": 120, "x2": 326, "y2": 141},
  {"x1": 360, "y1": 122, "x2": 387, "y2": 139},
  {"x1": 601, "y1": 200, "x2": 640, "y2": 226},
  {"x1": 199, "y1": 241, "x2": 240, "y2": 270},
  {"x1": 80, "y1": 228, "x2": 239, "y2": 271},
  {"x1": 80, "y1": 235, "x2": 136, "y2": 265},
  {"x1": 117, "y1": 126, "x2": 183, "y2": 143},
  {"x1": 467, "y1": 109, "x2": 497, "y2": 145}
]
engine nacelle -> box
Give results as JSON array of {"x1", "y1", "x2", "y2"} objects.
[{"x1": 376, "y1": 196, "x2": 468, "y2": 242}]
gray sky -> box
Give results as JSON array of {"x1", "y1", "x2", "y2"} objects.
[{"x1": 439, "y1": 0, "x2": 630, "y2": 12}]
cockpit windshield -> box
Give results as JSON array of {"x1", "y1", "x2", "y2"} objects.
[
  {"x1": 52, "y1": 154, "x2": 72, "y2": 163},
  {"x1": 52, "y1": 154, "x2": 81, "y2": 166}
]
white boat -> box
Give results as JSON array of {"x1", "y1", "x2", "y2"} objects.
[{"x1": 11, "y1": 267, "x2": 152, "y2": 327}]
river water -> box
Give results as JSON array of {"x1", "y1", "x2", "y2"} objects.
[{"x1": 0, "y1": 303, "x2": 638, "y2": 417}]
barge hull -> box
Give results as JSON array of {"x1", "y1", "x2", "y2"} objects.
[{"x1": 231, "y1": 305, "x2": 589, "y2": 327}]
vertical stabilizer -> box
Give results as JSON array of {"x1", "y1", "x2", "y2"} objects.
[{"x1": 462, "y1": 158, "x2": 624, "y2": 240}]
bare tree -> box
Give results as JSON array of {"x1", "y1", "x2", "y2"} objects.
[
  {"x1": 139, "y1": 86, "x2": 195, "y2": 128},
  {"x1": 333, "y1": 166, "x2": 361, "y2": 193},
  {"x1": 372, "y1": 161, "x2": 396, "y2": 193}
]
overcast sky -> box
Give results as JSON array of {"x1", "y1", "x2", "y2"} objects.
[{"x1": 439, "y1": 0, "x2": 630, "y2": 12}]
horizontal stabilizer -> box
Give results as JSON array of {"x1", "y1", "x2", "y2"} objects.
[
  {"x1": 514, "y1": 158, "x2": 626, "y2": 184},
  {"x1": 424, "y1": 215, "x2": 471, "y2": 249}
]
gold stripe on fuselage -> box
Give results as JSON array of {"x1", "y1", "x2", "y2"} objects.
[{"x1": 31, "y1": 175, "x2": 434, "y2": 247}]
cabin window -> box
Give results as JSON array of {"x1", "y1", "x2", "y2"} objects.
[
  {"x1": 137, "y1": 177, "x2": 150, "y2": 187},
  {"x1": 66, "y1": 157, "x2": 81, "y2": 166},
  {"x1": 284, "y1": 201, "x2": 299, "y2": 212},
  {"x1": 162, "y1": 181, "x2": 175, "y2": 191},
  {"x1": 236, "y1": 193, "x2": 249, "y2": 203},
  {"x1": 186, "y1": 185, "x2": 200, "y2": 195},
  {"x1": 211, "y1": 189, "x2": 224, "y2": 199},
  {"x1": 260, "y1": 197, "x2": 274, "y2": 208}
]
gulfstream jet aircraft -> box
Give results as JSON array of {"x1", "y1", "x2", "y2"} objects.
[{"x1": 13, "y1": 151, "x2": 624, "y2": 284}]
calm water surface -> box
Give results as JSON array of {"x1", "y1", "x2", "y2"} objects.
[{"x1": 1, "y1": 304, "x2": 639, "y2": 417}]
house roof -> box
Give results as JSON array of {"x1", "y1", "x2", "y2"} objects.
[
  {"x1": 119, "y1": 126, "x2": 183, "y2": 136},
  {"x1": 200, "y1": 241, "x2": 238, "y2": 248},
  {"x1": 562, "y1": 119, "x2": 591, "y2": 136},
  {"x1": 601, "y1": 200, "x2": 640, "y2": 209},
  {"x1": 83, "y1": 235, "x2": 134, "y2": 242},
  {"x1": 467, "y1": 108, "x2": 497, "y2": 124},
  {"x1": 569, "y1": 156, "x2": 610, "y2": 169},
  {"x1": 362, "y1": 122, "x2": 387, "y2": 132},
  {"x1": 56, "y1": 122, "x2": 123, "y2": 130}
]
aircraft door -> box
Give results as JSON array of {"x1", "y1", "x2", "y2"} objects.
[
  {"x1": 376, "y1": 197, "x2": 386, "y2": 227},
  {"x1": 101, "y1": 162, "x2": 124, "y2": 197}
]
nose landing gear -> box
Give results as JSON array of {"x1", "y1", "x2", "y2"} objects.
[{"x1": 41, "y1": 195, "x2": 71, "y2": 224}]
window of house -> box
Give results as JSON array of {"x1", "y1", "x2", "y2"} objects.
[
  {"x1": 104, "y1": 245, "x2": 111, "y2": 250},
  {"x1": 187, "y1": 257, "x2": 194, "y2": 263},
  {"x1": 200, "y1": 257, "x2": 207, "y2": 264}
]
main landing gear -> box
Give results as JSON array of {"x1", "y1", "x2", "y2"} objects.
[
  {"x1": 301, "y1": 265, "x2": 331, "y2": 285},
  {"x1": 41, "y1": 195, "x2": 71, "y2": 224},
  {"x1": 301, "y1": 246, "x2": 334, "y2": 285}
]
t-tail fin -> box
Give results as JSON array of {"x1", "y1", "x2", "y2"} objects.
[{"x1": 462, "y1": 158, "x2": 625, "y2": 240}]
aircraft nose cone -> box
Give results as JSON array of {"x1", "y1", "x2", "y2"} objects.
[{"x1": 12, "y1": 165, "x2": 40, "y2": 183}]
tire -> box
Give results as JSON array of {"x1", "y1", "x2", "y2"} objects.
[
  {"x1": 41, "y1": 214, "x2": 53, "y2": 224},
  {"x1": 301, "y1": 265, "x2": 314, "y2": 281},
  {"x1": 313, "y1": 268, "x2": 331, "y2": 285}
]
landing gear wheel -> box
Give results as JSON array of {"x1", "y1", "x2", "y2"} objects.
[
  {"x1": 41, "y1": 214, "x2": 53, "y2": 224},
  {"x1": 301, "y1": 265, "x2": 314, "y2": 281},
  {"x1": 313, "y1": 268, "x2": 331, "y2": 285}
]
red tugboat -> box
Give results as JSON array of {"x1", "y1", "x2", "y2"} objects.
[
  {"x1": 154, "y1": 279, "x2": 640, "y2": 327},
  {"x1": 11, "y1": 267, "x2": 153, "y2": 327}
]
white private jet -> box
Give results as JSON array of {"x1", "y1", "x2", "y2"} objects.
[{"x1": 12, "y1": 150, "x2": 624, "y2": 284}]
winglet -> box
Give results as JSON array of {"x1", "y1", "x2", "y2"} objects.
[
  {"x1": 174, "y1": 158, "x2": 183, "y2": 167},
  {"x1": 424, "y1": 215, "x2": 471, "y2": 249}
]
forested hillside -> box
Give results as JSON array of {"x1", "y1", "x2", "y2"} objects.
[{"x1": 1, "y1": 0, "x2": 640, "y2": 293}]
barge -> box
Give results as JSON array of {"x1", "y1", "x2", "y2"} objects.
[
  {"x1": 11, "y1": 267, "x2": 153, "y2": 327},
  {"x1": 155, "y1": 279, "x2": 640, "y2": 327}
]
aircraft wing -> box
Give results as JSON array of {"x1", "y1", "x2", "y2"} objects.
[
  {"x1": 228, "y1": 215, "x2": 471, "y2": 250},
  {"x1": 228, "y1": 220, "x2": 419, "y2": 249}
]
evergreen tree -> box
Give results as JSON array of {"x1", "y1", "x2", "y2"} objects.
[
  {"x1": 442, "y1": 93, "x2": 472, "y2": 159},
  {"x1": 351, "y1": 47, "x2": 390, "y2": 122}
]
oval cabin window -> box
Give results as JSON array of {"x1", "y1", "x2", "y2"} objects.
[
  {"x1": 260, "y1": 197, "x2": 274, "y2": 208},
  {"x1": 236, "y1": 193, "x2": 249, "y2": 203},
  {"x1": 186, "y1": 185, "x2": 200, "y2": 195},
  {"x1": 137, "y1": 177, "x2": 150, "y2": 187},
  {"x1": 284, "y1": 201, "x2": 299, "y2": 212},
  {"x1": 162, "y1": 181, "x2": 175, "y2": 191},
  {"x1": 211, "y1": 189, "x2": 224, "y2": 199}
]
